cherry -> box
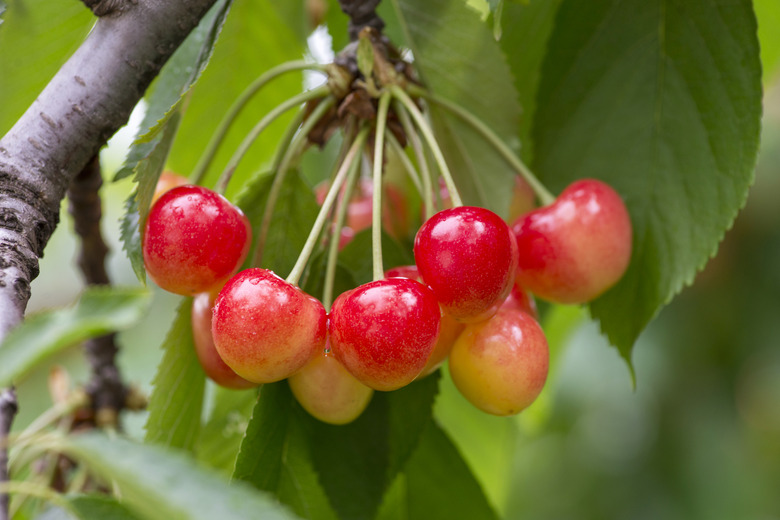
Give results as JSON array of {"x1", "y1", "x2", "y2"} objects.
[
  {"x1": 502, "y1": 278, "x2": 538, "y2": 320},
  {"x1": 288, "y1": 340, "x2": 374, "y2": 425},
  {"x1": 142, "y1": 185, "x2": 251, "y2": 296},
  {"x1": 449, "y1": 306, "x2": 548, "y2": 416},
  {"x1": 512, "y1": 179, "x2": 632, "y2": 304},
  {"x1": 191, "y1": 291, "x2": 256, "y2": 390},
  {"x1": 414, "y1": 206, "x2": 518, "y2": 322},
  {"x1": 151, "y1": 170, "x2": 189, "y2": 206},
  {"x1": 212, "y1": 268, "x2": 327, "y2": 384},
  {"x1": 329, "y1": 278, "x2": 441, "y2": 391},
  {"x1": 384, "y1": 265, "x2": 465, "y2": 377}
]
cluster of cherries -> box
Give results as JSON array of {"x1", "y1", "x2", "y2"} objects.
[{"x1": 142, "y1": 172, "x2": 632, "y2": 424}]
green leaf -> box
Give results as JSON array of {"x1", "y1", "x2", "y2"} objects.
[
  {"x1": 500, "y1": 0, "x2": 563, "y2": 162},
  {"x1": 389, "y1": 421, "x2": 499, "y2": 520},
  {"x1": 234, "y1": 377, "x2": 440, "y2": 520},
  {"x1": 67, "y1": 495, "x2": 141, "y2": 520},
  {"x1": 144, "y1": 299, "x2": 206, "y2": 451},
  {"x1": 60, "y1": 432, "x2": 299, "y2": 520},
  {"x1": 390, "y1": 0, "x2": 522, "y2": 217},
  {"x1": 0, "y1": 2, "x2": 93, "y2": 136},
  {"x1": 233, "y1": 383, "x2": 339, "y2": 520},
  {"x1": 119, "y1": 193, "x2": 145, "y2": 284},
  {"x1": 234, "y1": 169, "x2": 320, "y2": 276},
  {"x1": 532, "y1": 0, "x2": 762, "y2": 357},
  {"x1": 114, "y1": 0, "x2": 233, "y2": 181},
  {"x1": 0, "y1": 287, "x2": 151, "y2": 386},
  {"x1": 309, "y1": 374, "x2": 439, "y2": 520},
  {"x1": 165, "y1": 0, "x2": 308, "y2": 196},
  {"x1": 197, "y1": 386, "x2": 257, "y2": 476}
]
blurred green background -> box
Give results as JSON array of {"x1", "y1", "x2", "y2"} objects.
[{"x1": 6, "y1": 2, "x2": 780, "y2": 519}]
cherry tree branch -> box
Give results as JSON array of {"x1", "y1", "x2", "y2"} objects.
[{"x1": 337, "y1": 0, "x2": 384, "y2": 40}]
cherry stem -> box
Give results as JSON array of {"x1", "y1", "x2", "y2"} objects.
[
  {"x1": 323, "y1": 143, "x2": 362, "y2": 310},
  {"x1": 371, "y1": 92, "x2": 392, "y2": 281},
  {"x1": 253, "y1": 97, "x2": 335, "y2": 267},
  {"x1": 191, "y1": 60, "x2": 326, "y2": 185},
  {"x1": 385, "y1": 131, "x2": 423, "y2": 196},
  {"x1": 390, "y1": 86, "x2": 463, "y2": 208},
  {"x1": 287, "y1": 128, "x2": 370, "y2": 287},
  {"x1": 394, "y1": 99, "x2": 434, "y2": 219},
  {"x1": 0, "y1": 481, "x2": 69, "y2": 513},
  {"x1": 215, "y1": 85, "x2": 330, "y2": 194},
  {"x1": 407, "y1": 86, "x2": 556, "y2": 207}
]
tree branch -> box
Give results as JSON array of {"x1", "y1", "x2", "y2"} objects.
[
  {"x1": 0, "y1": 388, "x2": 18, "y2": 520},
  {"x1": 0, "y1": 0, "x2": 218, "y2": 343},
  {"x1": 338, "y1": 0, "x2": 384, "y2": 40}
]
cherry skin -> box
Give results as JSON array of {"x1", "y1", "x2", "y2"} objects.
[
  {"x1": 329, "y1": 278, "x2": 441, "y2": 391},
  {"x1": 502, "y1": 278, "x2": 538, "y2": 320},
  {"x1": 449, "y1": 306, "x2": 549, "y2": 416},
  {"x1": 384, "y1": 265, "x2": 465, "y2": 377},
  {"x1": 151, "y1": 170, "x2": 189, "y2": 206},
  {"x1": 288, "y1": 340, "x2": 374, "y2": 425},
  {"x1": 212, "y1": 268, "x2": 327, "y2": 384},
  {"x1": 191, "y1": 291, "x2": 256, "y2": 390},
  {"x1": 142, "y1": 185, "x2": 251, "y2": 296},
  {"x1": 512, "y1": 179, "x2": 632, "y2": 304},
  {"x1": 414, "y1": 206, "x2": 519, "y2": 322}
]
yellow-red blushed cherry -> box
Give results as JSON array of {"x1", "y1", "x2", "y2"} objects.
[
  {"x1": 449, "y1": 306, "x2": 549, "y2": 416},
  {"x1": 512, "y1": 179, "x2": 632, "y2": 304},
  {"x1": 329, "y1": 278, "x2": 441, "y2": 391},
  {"x1": 414, "y1": 206, "x2": 518, "y2": 323},
  {"x1": 212, "y1": 268, "x2": 327, "y2": 384},
  {"x1": 288, "y1": 341, "x2": 374, "y2": 425},
  {"x1": 142, "y1": 185, "x2": 251, "y2": 296},
  {"x1": 191, "y1": 291, "x2": 256, "y2": 390}
]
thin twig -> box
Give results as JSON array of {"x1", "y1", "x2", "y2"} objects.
[{"x1": 67, "y1": 156, "x2": 127, "y2": 427}]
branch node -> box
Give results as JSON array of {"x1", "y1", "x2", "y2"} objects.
[{"x1": 81, "y1": 0, "x2": 135, "y2": 17}]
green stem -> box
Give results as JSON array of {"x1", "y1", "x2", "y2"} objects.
[
  {"x1": 390, "y1": 86, "x2": 463, "y2": 208},
  {"x1": 191, "y1": 60, "x2": 326, "y2": 185},
  {"x1": 0, "y1": 481, "x2": 70, "y2": 512},
  {"x1": 394, "y1": 100, "x2": 434, "y2": 218},
  {"x1": 252, "y1": 97, "x2": 335, "y2": 267},
  {"x1": 322, "y1": 145, "x2": 362, "y2": 310},
  {"x1": 385, "y1": 131, "x2": 423, "y2": 196},
  {"x1": 215, "y1": 85, "x2": 329, "y2": 194},
  {"x1": 287, "y1": 129, "x2": 370, "y2": 286},
  {"x1": 371, "y1": 92, "x2": 392, "y2": 281},
  {"x1": 408, "y1": 85, "x2": 556, "y2": 206}
]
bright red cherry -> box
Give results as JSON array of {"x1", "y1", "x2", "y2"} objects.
[
  {"x1": 212, "y1": 268, "x2": 327, "y2": 384},
  {"x1": 142, "y1": 185, "x2": 251, "y2": 296},
  {"x1": 449, "y1": 306, "x2": 548, "y2": 416},
  {"x1": 191, "y1": 291, "x2": 256, "y2": 390},
  {"x1": 512, "y1": 179, "x2": 632, "y2": 304},
  {"x1": 414, "y1": 206, "x2": 518, "y2": 322},
  {"x1": 288, "y1": 341, "x2": 374, "y2": 425},
  {"x1": 384, "y1": 265, "x2": 465, "y2": 377},
  {"x1": 329, "y1": 278, "x2": 441, "y2": 391}
]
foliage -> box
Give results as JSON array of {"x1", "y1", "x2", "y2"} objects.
[{"x1": 0, "y1": 0, "x2": 775, "y2": 519}]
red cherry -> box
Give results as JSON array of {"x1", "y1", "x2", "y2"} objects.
[
  {"x1": 512, "y1": 179, "x2": 632, "y2": 304},
  {"x1": 288, "y1": 340, "x2": 374, "y2": 425},
  {"x1": 142, "y1": 185, "x2": 251, "y2": 296},
  {"x1": 414, "y1": 206, "x2": 518, "y2": 322},
  {"x1": 212, "y1": 268, "x2": 327, "y2": 384},
  {"x1": 191, "y1": 291, "x2": 256, "y2": 390},
  {"x1": 449, "y1": 306, "x2": 548, "y2": 416},
  {"x1": 384, "y1": 265, "x2": 465, "y2": 377},
  {"x1": 329, "y1": 278, "x2": 441, "y2": 391}
]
